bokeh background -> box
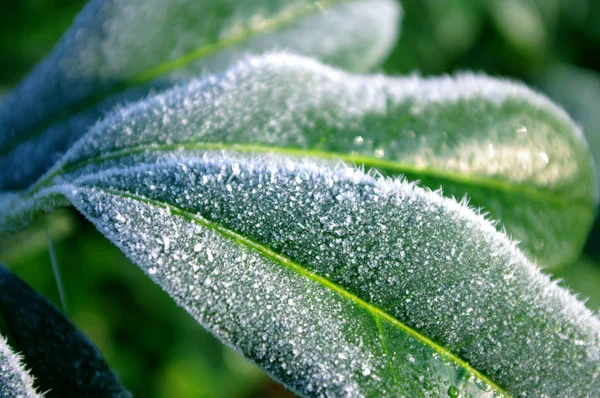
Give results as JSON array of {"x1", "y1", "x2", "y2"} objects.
[{"x1": 1, "y1": 0, "x2": 600, "y2": 396}]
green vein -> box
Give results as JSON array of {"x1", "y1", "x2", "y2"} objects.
[
  {"x1": 30, "y1": 142, "x2": 594, "y2": 213},
  {"x1": 89, "y1": 185, "x2": 509, "y2": 396},
  {"x1": 0, "y1": 0, "x2": 342, "y2": 156},
  {"x1": 373, "y1": 315, "x2": 400, "y2": 386},
  {"x1": 127, "y1": 0, "x2": 339, "y2": 85}
]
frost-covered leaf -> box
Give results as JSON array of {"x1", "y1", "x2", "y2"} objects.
[
  {"x1": 5, "y1": 54, "x2": 596, "y2": 269},
  {"x1": 540, "y1": 65, "x2": 600, "y2": 196},
  {"x1": 0, "y1": 335, "x2": 39, "y2": 398},
  {"x1": 0, "y1": 265, "x2": 130, "y2": 397},
  {"x1": 6, "y1": 154, "x2": 600, "y2": 396},
  {"x1": 0, "y1": 0, "x2": 400, "y2": 191},
  {"x1": 1, "y1": 55, "x2": 599, "y2": 396},
  {"x1": 553, "y1": 255, "x2": 600, "y2": 311}
]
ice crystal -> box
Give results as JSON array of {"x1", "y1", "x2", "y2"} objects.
[{"x1": 0, "y1": 336, "x2": 39, "y2": 398}]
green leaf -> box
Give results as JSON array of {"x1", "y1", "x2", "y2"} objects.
[
  {"x1": 4, "y1": 54, "x2": 596, "y2": 269},
  {"x1": 540, "y1": 65, "x2": 600, "y2": 196},
  {"x1": 0, "y1": 335, "x2": 39, "y2": 398},
  {"x1": 2, "y1": 55, "x2": 599, "y2": 396},
  {"x1": 0, "y1": 265, "x2": 130, "y2": 397},
  {"x1": 539, "y1": 65, "x2": 600, "y2": 253},
  {"x1": 0, "y1": 0, "x2": 400, "y2": 191}
]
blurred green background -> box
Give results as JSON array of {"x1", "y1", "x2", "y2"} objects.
[{"x1": 1, "y1": 0, "x2": 600, "y2": 397}]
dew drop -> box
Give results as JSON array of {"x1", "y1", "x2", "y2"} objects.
[
  {"x1": 448, "y1": 386, "x2": 459, "y2": 398},
  {"x1": 516, "y1": 125, "x2": 528, "y2": 134},
  {"x1": 353, "y1": 136, "x2": 364, "y2": 145}
]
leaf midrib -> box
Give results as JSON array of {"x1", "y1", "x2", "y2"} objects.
[
  {"x1": 87, "y1": 184, "x2": 508, "y2": 396},
  {"x1": 0, "y1": 0, "x2": 343, "y2": 157},
  {"x1": 31, "y1": 142, "x2": 594, "y2": 213}
]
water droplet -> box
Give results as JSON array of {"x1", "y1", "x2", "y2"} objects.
[
  {"x1": 362, "y1": 365, "x2": 371, "y2": 376},
  {"x1": 539, "y1": 152, "x2": 549, "y2": 164},
  {"x1": 423, "y1": 379, "x2": 433, "y2": 391},
  {"x1": 448, "y1": 386, "x2": 459, "y2": 398},
  {"x1": 516, "y1": 125, "x2": 528, "y2": 134},
  {"x1": 148, "y1": 267, "x2": 158, "y2": 275},
  {"x1": 353, "y1": 136, "x2": 364, "y2": 145},
  {"x1": 374, "y1": 148, "x2": 385, "y2": 158},
  {"x1": 206, "y1": 248, "x2": 214, "y2": 262}
]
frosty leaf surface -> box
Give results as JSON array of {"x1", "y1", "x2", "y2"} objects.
[
  {"x1": 0, "y1": 335, "x2": 39, "y2": 398},
  {"x1": 7, "y1": 54, "x2": 595, "y2": 268},
  {"x1": 0, "y1": 0, "x2": 400, "y2": 190},
  {"x1": 0, "y1": 265, "x2": 130, "y2": 397},
  {"x1": 1, "y1": 54, "x2": 599, "y2": 396},
  {"x1": 5, "y1": 152, "x2": 600, "y2": 396}
]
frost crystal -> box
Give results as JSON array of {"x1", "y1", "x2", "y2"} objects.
[{"x1": 0, "y1": 336, "x2": 39, "y2": 398}]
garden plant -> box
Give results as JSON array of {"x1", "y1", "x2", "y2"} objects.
[{"x1": 0, "y1": 0, "x2": 599, "y2": 397}]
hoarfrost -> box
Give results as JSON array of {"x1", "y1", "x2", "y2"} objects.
[{"x1": 0, "y1": 54, "x2": 598, "y2": 396}]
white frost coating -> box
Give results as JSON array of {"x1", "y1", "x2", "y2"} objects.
[
  {"x1": 52, "y1": 52, "x2": 592, "y2": 197},
  {"x1": 1, "y1": 54, "x2": 599, "y2": 395},
  {"x1": 12, "y1": 151, "x2": 600, "y2": 396},
  {"x1": 0, "y1": 335, "x2": 40, "y2": 398},
  {"x1": 0, "y1": 0, "x2": 400, "y2": 190},
  {"x1": 21, "y1": 53, "x2": 595, "y2": 268}
]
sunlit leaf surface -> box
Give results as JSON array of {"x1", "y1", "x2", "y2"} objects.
[
  {"x1": 4, "y1": 54, "x2": 595, "y2": 268},
  {"x1": 1, "y1": 55, "x2": 599, "y2": 397}
]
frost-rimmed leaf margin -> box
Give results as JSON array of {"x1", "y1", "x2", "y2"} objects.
[
  {"x1": 0, "y1": 335, "x2": 39, "y2": 398},
  {"x1": 4, "y1": 149, "x2": 600, "y2": 396},
  {"x1": 0, "y1": 0, "x2": 400, "y2": 191},
  {"x1": 5, "y1": 53, "x2": 596, "y2": 269}
]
